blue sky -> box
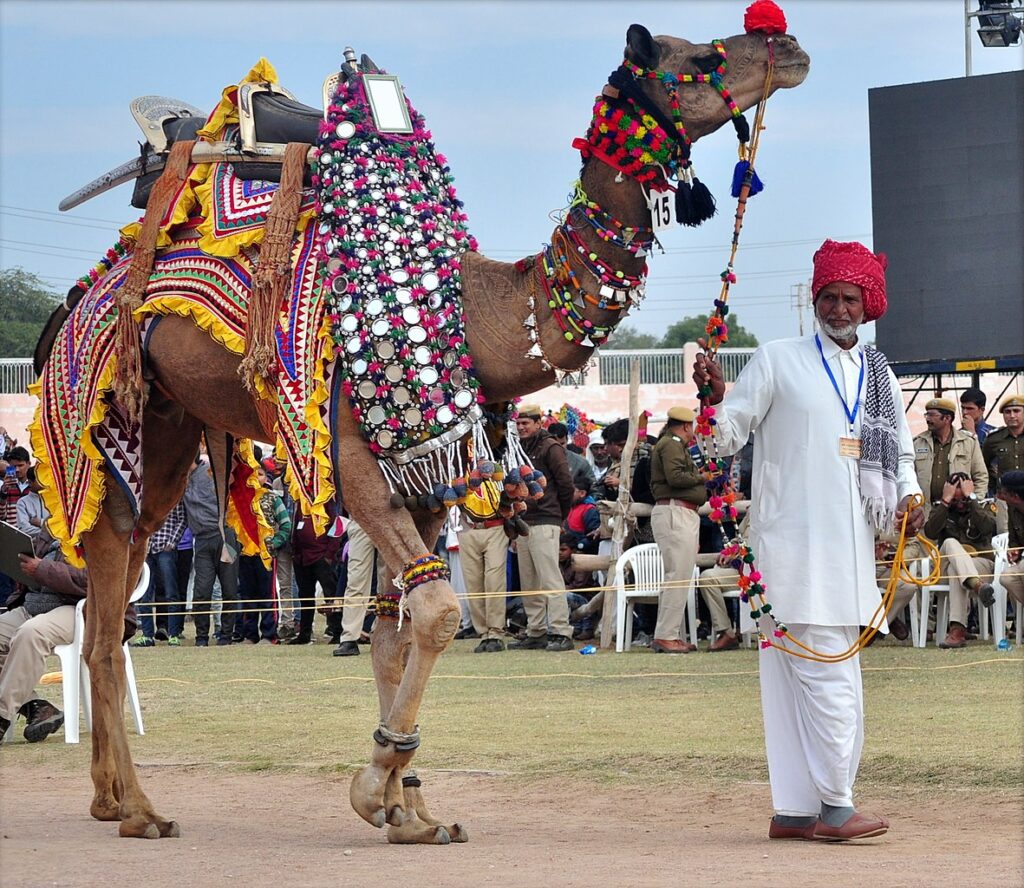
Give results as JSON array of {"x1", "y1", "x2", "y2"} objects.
[{"x1": 1, "y1": 0, "x2": 1020, "y2": 344}]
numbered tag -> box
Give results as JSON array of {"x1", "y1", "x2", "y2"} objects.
[{"x1": 647, "y1": 187, "x2": 675, "y2": 232}]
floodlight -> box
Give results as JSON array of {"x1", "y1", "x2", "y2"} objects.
[{"x1": 976, "y1": 1, "x2": 1023, "y2": 47}]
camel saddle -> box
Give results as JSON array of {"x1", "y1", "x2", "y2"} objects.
[{"x1": 130, "y1": 85, "x2": 320, "y2": 208}]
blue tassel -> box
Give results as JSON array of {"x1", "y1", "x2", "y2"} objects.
[{"x1": 731, "y1": 160, "x2": 764, "y2": 198}]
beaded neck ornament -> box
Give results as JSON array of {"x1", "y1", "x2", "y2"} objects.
[
  {"x1": 518, "y1": 183, "x2": 651, "y2": 369},
  {"x1": 314, "y1": 65, "x2": 489, "y2": 497}
]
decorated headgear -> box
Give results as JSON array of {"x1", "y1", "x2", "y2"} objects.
[
  {"x1": 517, "y1": 403, "x2": 543, "y2": 419},
  {"x1": 1000, "y1": 395, "x2": 1024, "y2": 412},
  {"x1": 811, "y1": 240, "x2": 889, "y2": 322},
  {"x1": 925, "y1": 398, "x2": 957, "y2": 417}
]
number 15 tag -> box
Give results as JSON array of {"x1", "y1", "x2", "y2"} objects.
[{"x1": 647, "y1": 187, "x2": 676, "y2": 232}]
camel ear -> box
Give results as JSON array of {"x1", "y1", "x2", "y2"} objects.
[{"x1": 624, "y1": 24, "x2": 661, "y2": 70}]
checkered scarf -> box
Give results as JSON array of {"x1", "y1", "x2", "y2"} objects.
[{"x1": 860, "y1": 346, "x2": 900, "y2": 533}]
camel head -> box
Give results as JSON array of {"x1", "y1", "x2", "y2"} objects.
[{"x1": 622, "y1": 23, "x2": 809, "y2": 144}]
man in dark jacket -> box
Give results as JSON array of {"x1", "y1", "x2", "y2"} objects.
[
  {"x1": 0, "y1": 547, "x2": 86, "y2": 743},
  {"x1": 508, "y1": 405, "x2": 575, "y2": 652}
]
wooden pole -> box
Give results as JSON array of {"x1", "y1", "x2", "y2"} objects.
[{"x1": 600, "y1": 358, "x2": 640, "y2": 648}]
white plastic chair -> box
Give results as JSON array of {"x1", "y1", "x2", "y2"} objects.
[
  {"x1": 718, "y1": 588, "x2": 758, "y2": 648},
  {"x1": 917, "y1": 538, "x2": 1003, "y2": 648},
  {"x1": 991, "y1": 532, "x2": 1018, "y2": 648},
  {"x1": 613, "y1": 543, "x2": 698, "y2": 652},
  {"x1": 53, "y1": 562, "x2": 148, "y2": 743}
]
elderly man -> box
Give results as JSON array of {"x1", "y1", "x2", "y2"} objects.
[
  {"x1": 508, "y1": 404, "x2": 575, "y2": 652},
  {"x1": 694, "y1": 239, "x2": 923, "y2": 842},
  {"x1": 648, "y1": 406, "x2": 705, "y2": 653},
  {"x1": 913, "y1": 397, "x2": 987, "y2": 518}
]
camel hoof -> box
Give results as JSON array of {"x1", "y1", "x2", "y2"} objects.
[
  {"x1": 120, "y1": 819, "x2": 160, "y2": 840},
  {"x1": 387, "y1": 805, "x2": 406, "y2": 827},
  {"x1": 161, "y1": 820, "x2": 181, "y2": 838},
  {"x1": 448, "y1": 823, "x2": 469, "y2": 843},
  {"x1": 90, "y1": 800, "x2": 120, "y2": 822},
  {"x1": 350, "y1": 764, "x2": 389, "y2": 828},
  {"x1": 386, "y1": 821, "x2": 452, "y2": 845}
]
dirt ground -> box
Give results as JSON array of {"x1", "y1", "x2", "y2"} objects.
[{"x1": 1, "y1": 763, "x2": 1021, "y2": 888}]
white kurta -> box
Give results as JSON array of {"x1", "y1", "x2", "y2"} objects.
[{"x1": 713, "y1": 334, "x2": 920, "y2": 627}]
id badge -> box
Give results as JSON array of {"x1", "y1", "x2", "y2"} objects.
[{"x1": 839, "y1": 437, "x2": 861, "y2": 459}]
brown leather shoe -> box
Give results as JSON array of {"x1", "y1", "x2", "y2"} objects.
[
  {"x1": 708, "y1": 630, "x2": 739, "y2": 652},
  {"x1": 768, "y1": 818, "x2": 819, "y2": 840},
  {"x1": 812, "y1": 812, "x2": 889, "y2": 841},
  {"x1": 888, "y1": 617, "x2": 909, "y2": 641},
  {"x1": 651, "y1": 638, "x2": 696, "y2": 653},
  {"x1": 939, "y1": 622, "x2": 968, "y2": 649}
]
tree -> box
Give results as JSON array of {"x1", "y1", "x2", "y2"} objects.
[
  {"x1": 603, "y1": 324, "x2": 660, "y2": 350},
  {"x1": 0, "y1": 268, "x2": 61, "y2": 358},
  {"x1": 660, "y1": 313, "x2": 759, "y2": 349}
]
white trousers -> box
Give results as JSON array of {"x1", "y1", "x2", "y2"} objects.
[{"x1": 759, "y1": 623, "x2": 863, "y2": 816}]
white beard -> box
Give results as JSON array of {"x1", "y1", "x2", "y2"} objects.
[{"x1": 819, "y1": 318, "x2": 859, "y2": 342}]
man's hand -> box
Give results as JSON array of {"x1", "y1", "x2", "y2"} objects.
[
  {"x1": 940, "y1": 481, "x2": 958, "y2": 505},
  {"x1": 959, "y1": 477, "x2": 975, "y2": 498},
  {"x1": 18, "y1": 553, "x2": 41, "y2": 578},
  {"x1": 604, "y1": 474, "x2": 620, "y2": 490},
  {"x1": 962, "y1": 414, "x2": 976, "y2": 433},
  {"x1": 1008, "y1": 548, "x2": 1022, "y2": 565},
  {"x1": 895, "y1": 495, "x2": 925, "y2": 533},
  {"x1": 693, "y1": 346, "x2": 726, "y2": 406}
]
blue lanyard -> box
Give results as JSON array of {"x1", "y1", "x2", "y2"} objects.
[{"x1": 815, "y1": 334, "x2": 864, "y2": 430}]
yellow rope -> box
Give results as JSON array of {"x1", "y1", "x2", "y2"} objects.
[{"x1": 765, "y1": 494, "x2": 941, "y2": 662}]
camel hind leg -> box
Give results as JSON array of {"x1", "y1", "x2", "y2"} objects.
[{"x1": 83, "y1": 399, "x2": 202, "y2": 837}]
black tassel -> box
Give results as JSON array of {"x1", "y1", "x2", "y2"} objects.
[
  {"x1": 730, "y1": 161, "x2": 764, "y2": 199},
  {"x1": 732, "y1": 114, "x2": 750, "y2": 144},
  {"x1": 675, "y1": 180, "x2": 696, "y2": 225},
  {"x1": 683, "y1": 176, "x2": 717, "y2": 226}
]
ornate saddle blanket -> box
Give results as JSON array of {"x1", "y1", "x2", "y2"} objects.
[{"x1": 33, "y1": 58, "x2": 507, "y2": 563}]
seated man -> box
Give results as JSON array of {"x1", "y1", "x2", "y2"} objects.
[
  {"x1": 560, "y1": 533, "x2": 597, "y2": 641},
  {"x1": 996, "y1": 471, "x2": 1024, "y2": 613},
  {"x1": 924, "y1": 472, "x2": 997, "y2": 649},
  {"x1": 0, "y1": 546, "x2": 86, "y2": 743},
  {"x1": 563, "y1": 479, "x2": 601, "y2": 555},
  {"x1": 872, "y1": 537, "x2": 917, "y2": 642},
  {"x1": 913, "y1": 398, "x2": 988, "y2": 520}
]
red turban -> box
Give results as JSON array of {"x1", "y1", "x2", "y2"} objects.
[{"x1": 811, "y1": 239, "x2": 888, "y2": 322}]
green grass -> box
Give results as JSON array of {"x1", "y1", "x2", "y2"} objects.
[{"x1": 16, "y1": 638, "x2": 1024, "y2": 794}]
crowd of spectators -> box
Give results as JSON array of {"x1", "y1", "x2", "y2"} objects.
[{"x1": 1, "y1": 387, "x2": 1024, "y2": 740}]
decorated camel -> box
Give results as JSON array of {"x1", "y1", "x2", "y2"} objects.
[{"x1": 31, "y1": 6, "x2": 807, "y2": 844}]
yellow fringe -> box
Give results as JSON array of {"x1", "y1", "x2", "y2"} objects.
[
  {"x1": 275, "y1": 312, "x2": 335, "y2": 537},
  {"x1": 136, "y1": 295, "x2": 246, "y2": 356},
  {"x1": 28, "y1": 360, "x2": 116, "y2": 568}
]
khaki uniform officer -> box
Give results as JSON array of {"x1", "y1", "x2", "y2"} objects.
[
  {"x1": 923, "y1": 473, "x2": 997, "y2": 649},
  {"x1": 649, "y1": 406, "x2": 706, "y2": 653},
  {"x1": 995, "y1": 472, "x2": 1024, "y2": 611},
  {"x1": 983, "y1": 395, "x2": 1024, "y2": 479},
  {"x1": 459, "y1": 479, "x2": 510, "y2": 653},
  {"x1": 913, "y1": 398, "x2": 987, "y2": 519},
  {"x1": 333, "y1": 519, "x2": 387, "y2": 656}
]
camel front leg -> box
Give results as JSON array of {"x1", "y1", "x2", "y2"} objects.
[{"x1": 82, "y1": 491, "x2": 180, "y2": 839}]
